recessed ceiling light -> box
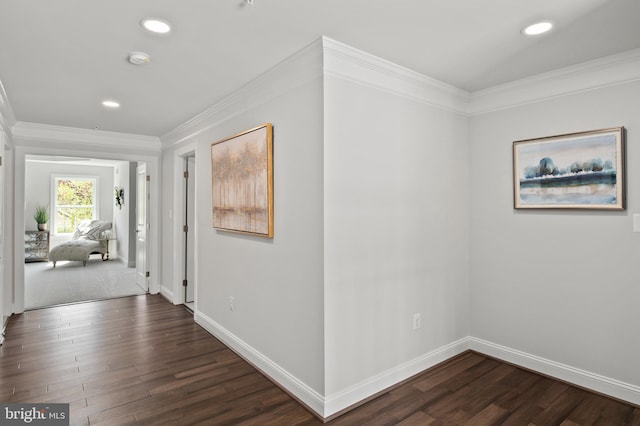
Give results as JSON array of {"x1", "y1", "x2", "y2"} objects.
[
  {"x1": 102, "y1": 100, "x2": 120, "y2": 109},
  {"x1": 141, "y1": 18, "x2": 171, "y2": 34},
  {"x1": 522, "y1": 21, "x2": 553, "y2": 36}
]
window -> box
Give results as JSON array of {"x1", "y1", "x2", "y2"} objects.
[{"x1": 53, "y1": 176, "x2": 98, "y2": 234}]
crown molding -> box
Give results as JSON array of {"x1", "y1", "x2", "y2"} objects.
[
  {"x1": 322, "y1": 37, "x2": 471, "y2": 115},
  {"x1": 321, "y1": 40, "x2": 640, "y2": 117},
  {"x1": 161, "y1": 38, "x2": 325, "y2": 147},
  {"x1": 161, "y1": 40, "x2": 640, "y2": 146},
  {"x1": 12, "y1": 121, "x2": 161, "y2": 154},
  {"x1": 162, "y1": 36, "x2": 471, "y2": 149},
  {"x1": 469, "y1": 48, "x2": 640, "y2": 115}
]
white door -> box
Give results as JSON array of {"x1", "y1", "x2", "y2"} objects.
[
  {"x1": 185, "y1": 156, "x2": 195, "y2": 303},
  {"x1": 136, "y1": 163, "x2": 149, "y2": 291}
]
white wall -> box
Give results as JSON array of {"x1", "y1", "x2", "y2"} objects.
[
  {"x1": 469, "y1": 81, "x2": 640, "y2": 389},
  {"x1": 323, "y1": 69, "x2": 470, "y2": 400},
  {"x1": 112, "y1": 161, "x2": 127, "y2": 261},
  {"x1": 160, "y1": 38, "x2": 472, "y2": 417},
  {"x1": 113, "y1": 161, "x2": 136, "y2": 264},
  {"x1": 162, "y1": 40, "x2": 326, "y2": 401},
  {"x1": 198, "y1": 80, "x2": 326, "y2": 391}
]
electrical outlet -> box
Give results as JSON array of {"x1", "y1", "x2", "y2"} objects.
[
  {"x1": 413, "y1": 313, "x2": 421, "y2": 330},
  {"x1": 229, "y1": 296, "x2": 234, "y2": 311}
]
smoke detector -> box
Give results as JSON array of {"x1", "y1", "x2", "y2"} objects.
[{"x1": 128, "y1": 51, "x2": 151, "y2": 65}]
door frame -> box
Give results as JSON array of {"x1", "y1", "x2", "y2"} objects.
[
  {"x1": 135, "y1": 162, "x2": 150, "y2": 292},
  {"x1": 184, "y1": 156, "x2": 196, "y2": 304},
  {"x1": 12, "y1": 144, "x2": 161, "y2": 314},
  {"x1": 0, "y1": 129, "x2": 6, "y2": 343},
  {"x1": 172, "y1": 143, "x2": 197, "y2": 307}
]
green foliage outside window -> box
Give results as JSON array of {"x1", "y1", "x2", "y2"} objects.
[{"x1": 55, "y1": 178, "x2": 96, "y2": 234}]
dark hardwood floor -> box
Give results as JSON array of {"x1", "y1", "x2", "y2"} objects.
[{"x1": 1, "y1": 295, "x2": 638, "y2": 425}]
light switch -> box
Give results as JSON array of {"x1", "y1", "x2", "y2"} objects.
[{"x1": 634, "y1": 214, "x2": 640, "y2": 232}]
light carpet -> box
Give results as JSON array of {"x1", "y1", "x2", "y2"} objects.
[{"x1": 24, "y1": 257, "x2": 145, "y2": 310}]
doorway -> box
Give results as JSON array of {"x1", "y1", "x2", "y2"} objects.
[
  {"x1": 22, "y1": 156, "x2": 146, "y2": 310},
  {"x1": 184, "y1": 156, "x2": 196, "y2": 311},
  {"x1": 11, "y1": 145, "x2": 160, "y2": 315},
  {"x1": 172, "y1": 146, "x2": 197, "y2": 310}
]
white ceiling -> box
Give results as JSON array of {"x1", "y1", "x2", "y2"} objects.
[{"x1": 1, "y1": 0, "x2": 639, "y2": 138}]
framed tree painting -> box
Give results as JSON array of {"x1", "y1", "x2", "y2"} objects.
[
  {"x1": 513, "y1": 127, "x2": 625, "y2": 210},
  {"x1": 211, "y1": 123, "x2": 274, "y2": 237}
]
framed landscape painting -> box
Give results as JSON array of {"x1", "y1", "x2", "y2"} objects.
[
  {"x1": 211, "y1": 123, "x2": 274, "y2": 237},
  {"x1": 513, "y1": 127, "x2": 625, "y2": 210}
]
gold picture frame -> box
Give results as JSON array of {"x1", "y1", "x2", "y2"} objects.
[
  {"x1": 211, "y1": 123, "x2": 274, "y2": 237},
  {"x1": 513, "y1": 127, "x2": 625, "y2": 210}
]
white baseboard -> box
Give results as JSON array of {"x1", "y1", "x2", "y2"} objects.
[
  {"x1": 323, "y1": 337, "x2": 470, "y2": 418},
  {"x1": 192, "y1": 312, "x2": 470, "y2": 419},
  {"x1": 117, "y1": 256, "x2": 135, "y2": 268},
  {"x1": 179, "y1": 319, "x2": 640, "y2": 419},
  {"x1": 468, "y1": 337, "x2": 640, "y2": 406},
  {"x1": 194, "y1": 310, "x2": 326, "y2": 417},
  {"x1": 159, "y1": 286, "x2": 174, "y2": 304},
  {"x1": 118, "y1": 256, "x2": 136, "y2": 268}
]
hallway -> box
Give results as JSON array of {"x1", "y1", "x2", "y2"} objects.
[
  {"x1": 1, "y1": 295, "x2": 638, "y2": 425},
  {"x1": 0, "y1": 295, "x2": 317, "y2": 425}
]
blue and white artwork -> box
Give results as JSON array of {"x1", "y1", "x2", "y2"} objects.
[{"x1": 513, "y1": 128, "x2": 624, "y2": 209}]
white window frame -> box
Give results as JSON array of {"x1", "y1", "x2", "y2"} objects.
[{"x1": 51, "y1": 175, "x2": 99, "y2": 235}]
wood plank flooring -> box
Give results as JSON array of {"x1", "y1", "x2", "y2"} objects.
[{"x1": 1, "y1": 295, "x2": 638, "y2": 425}]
